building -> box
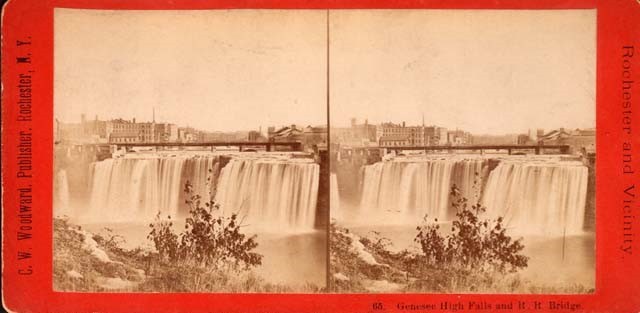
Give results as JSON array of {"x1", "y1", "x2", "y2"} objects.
[
  {"x1": 377, "y1": 121, "x2": 443, "y2": 147},
  {"x1": 302, "y1": 125, "x2": 328, "y2": 150},
  {"x1": 268, "y1": 124, "x2": 304, "y2": 142},
  {"x1": 109, "y1": 132, "x2": 140, "y2": 143},
  {"x1": 56, "y1": 115, "x2": 108, "y2": 144},
  {"x1": 447, "y1": 129, "x2": 472, "y2": 146},
  {"x1": 247, "y1": 130, "x2": 266, "y2": 142},
  {"x1": 332, "y1": 118, "x2": 378, "y2": 146},
  {"x1": 539, "y1": 128, "x2": 595, "y2": 153},
  {"x1": 106, "y1": 118, "x2": 155, "y2": 143},
  {"x1": 154, "y1": 123, "x2": 178, "y2": 143},
  {"x1": 178, "y1": 127, "x2": 204, "y2": 143},
  {"x1": 379, "y1": 134, "x2": 411, "y2": 147},
  {"x1": 517, "y1": 134, "x2": 535, "y2": 145}
]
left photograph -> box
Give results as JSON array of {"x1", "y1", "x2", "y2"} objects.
[{"x1": 53, "y1": 9, "x2": 329, "y2": 292}]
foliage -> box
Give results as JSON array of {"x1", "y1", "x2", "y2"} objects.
[
  {"x1": 147, "y1": 181, "x2": 262, "y2": 272},
  {"x1": 415, "y1": 184, "x2": 528, "y2": 274},
  {"x1": 329, "y1": 220, "x2": 375, "y2": 292},
  {"x1": 53, "y1": 217, "x2": 321, "y2": 292}
]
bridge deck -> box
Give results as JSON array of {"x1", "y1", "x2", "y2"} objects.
[
  {"x1": 386, "y1": 144, "x2": 570, "y2": 155},
  {"x1": 387, "y1": 144, "x2": 569, "y2": 150},
  {"x1": 112, "y1": 141, "x2": 300, "y2": 147}
]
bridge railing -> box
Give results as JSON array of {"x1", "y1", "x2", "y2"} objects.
[
  {"x1": 112, "y1": 141, "x2": 303, "y2": 152},
  {"x1": 385, "y1": 144, "x2": 571, "y2": 155}
]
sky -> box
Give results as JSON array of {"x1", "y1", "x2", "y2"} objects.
[
  {"x1": 54, "y1": 9, "x2": 327, "y2": 132},
  {"x1": 330, "y1": 10, "x2": 596, "y2": 134},
  {"x1": 55, "y1": 9, "x2": 595, "y2": 135}
]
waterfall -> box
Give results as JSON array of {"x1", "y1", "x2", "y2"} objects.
[
  {"x1": 360, "y1": 156, "x2": 487, "y2": 222},
  {"x1": 357, "y1": 155, "x2": 589, "y2": 235},
  {"x1": 482, "y1": 158, "x2": 588, "y2": 235},
  {"x1": 83, "y1": 153, "x2": 319, "y2": 232},
  {"x1": 330, "y1": 173, "x2": 341, "y2": 220},
  {"x1": 54, "y1": 169, "x2": 70, "y2": 217},
  {"x1": 215, "y1": 157, "x2": 319, "y2": 232},
  {"x1": 86, "y1": 155, "x2": 210, "y2": 222}
]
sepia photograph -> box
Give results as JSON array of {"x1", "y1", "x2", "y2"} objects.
[
  {"x1": 7, "y1": 0, "x2": 640, "y2": 311},
  {"x1": 51, "y1": 8, "x2": 596, "y2": 295},
  {"x1": 328, "y1": 10, "x2": 596, "y2": 293},
  {"x1": 52, "y1": 9, "x2": 329, "y2": 293}
]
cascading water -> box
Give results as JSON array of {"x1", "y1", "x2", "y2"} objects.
[
  {"x1": 54, "y1": 169, "x2": 70, "y2": 217},
  {"x1": 330, "y1": 173, "x2": 341, "y2": 220},
  {"x1": 86, "y1": 154, "x2": 218, "y2": 223},
  {"x1": 360, "y1": 156, "x2": 487, "y2": 222},
  {"x1": 357, "y1": 155, "x2": 589, "y2": 235},
  {"x1": 482, "y1": 158, "x2": 588, "y2": 235},
  {"x1": 83, "y1": 152, "x2": 319, "y2": 232},
  {"x1": 215, "y1": 156, "x2": 319, "y2": 232}
]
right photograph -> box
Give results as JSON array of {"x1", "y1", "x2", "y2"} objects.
[{"x1": 328, "y1": 10, "x2": 596, "y2": 293}]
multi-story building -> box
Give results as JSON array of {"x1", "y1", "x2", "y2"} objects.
[
  {"x1": 177, "y1": 127, "x2": 204, "y2": 143},
  {"x1": 437, "y1": 127, "x2": 448, "y2": 145},
  {"x1": 447, "y1": 129, "x2": 472, "y2": 146},
  {"x1": 332, "y1": 118, "x2": 377, "y2": 146},
  {"x1": 154, "y1": 123, "x2": 178, "y2": 143},
  {"x1": 377, "y1": 121, "x2": 443, "y2": 147},
  {"x1": 106, "y1": 118, "x2": 155, "y2": 143},
  {"x1": 56, "y1": 114, "x2": 109, "y2": 144},
  {"x1": 379, "y1": 134, "x2": 411, "y2": 147},
  {"x1": 57, "y1": 114, "x2": 218, "y2": 145}
]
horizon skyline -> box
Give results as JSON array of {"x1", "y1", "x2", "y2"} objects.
[
  {"x1": 331, "y1": 116, "x2": 595, "y2": 136},
  {"x1": 56, "y1": 112, "x2": 327, "y2": 134},
  {"x1": 58, "y1": 111, "x2": 595, "y2": 138}
]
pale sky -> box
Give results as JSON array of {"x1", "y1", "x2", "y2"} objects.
[
  {"x1": 330, "y1": 10, "x2": 596, "y2": 134},
  {"x1": 55, "y1": 9, "x2": 327, "y2": 131},
  {"x1": 55, "y1": 9, "x2": 595, "y2": 134}
]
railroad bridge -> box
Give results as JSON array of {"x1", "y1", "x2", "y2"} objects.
[
  {"x1": 386, "y1": 144, "x2": 571, "y2": 155},
  {"x1": 113, "y1": 141, "x2": 303, "y2": 152}
]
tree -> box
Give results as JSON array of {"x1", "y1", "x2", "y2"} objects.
[
  {"x1": 147, "y1": 181, "x2": 262, "y2": 272},
  {"x1": 415, "y1": 184, "x2": 528, "y2": 273}
]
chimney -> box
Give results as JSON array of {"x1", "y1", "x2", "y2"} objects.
[{"x1": 402, "y1": 121, "x2": 406, "y2": 127}]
